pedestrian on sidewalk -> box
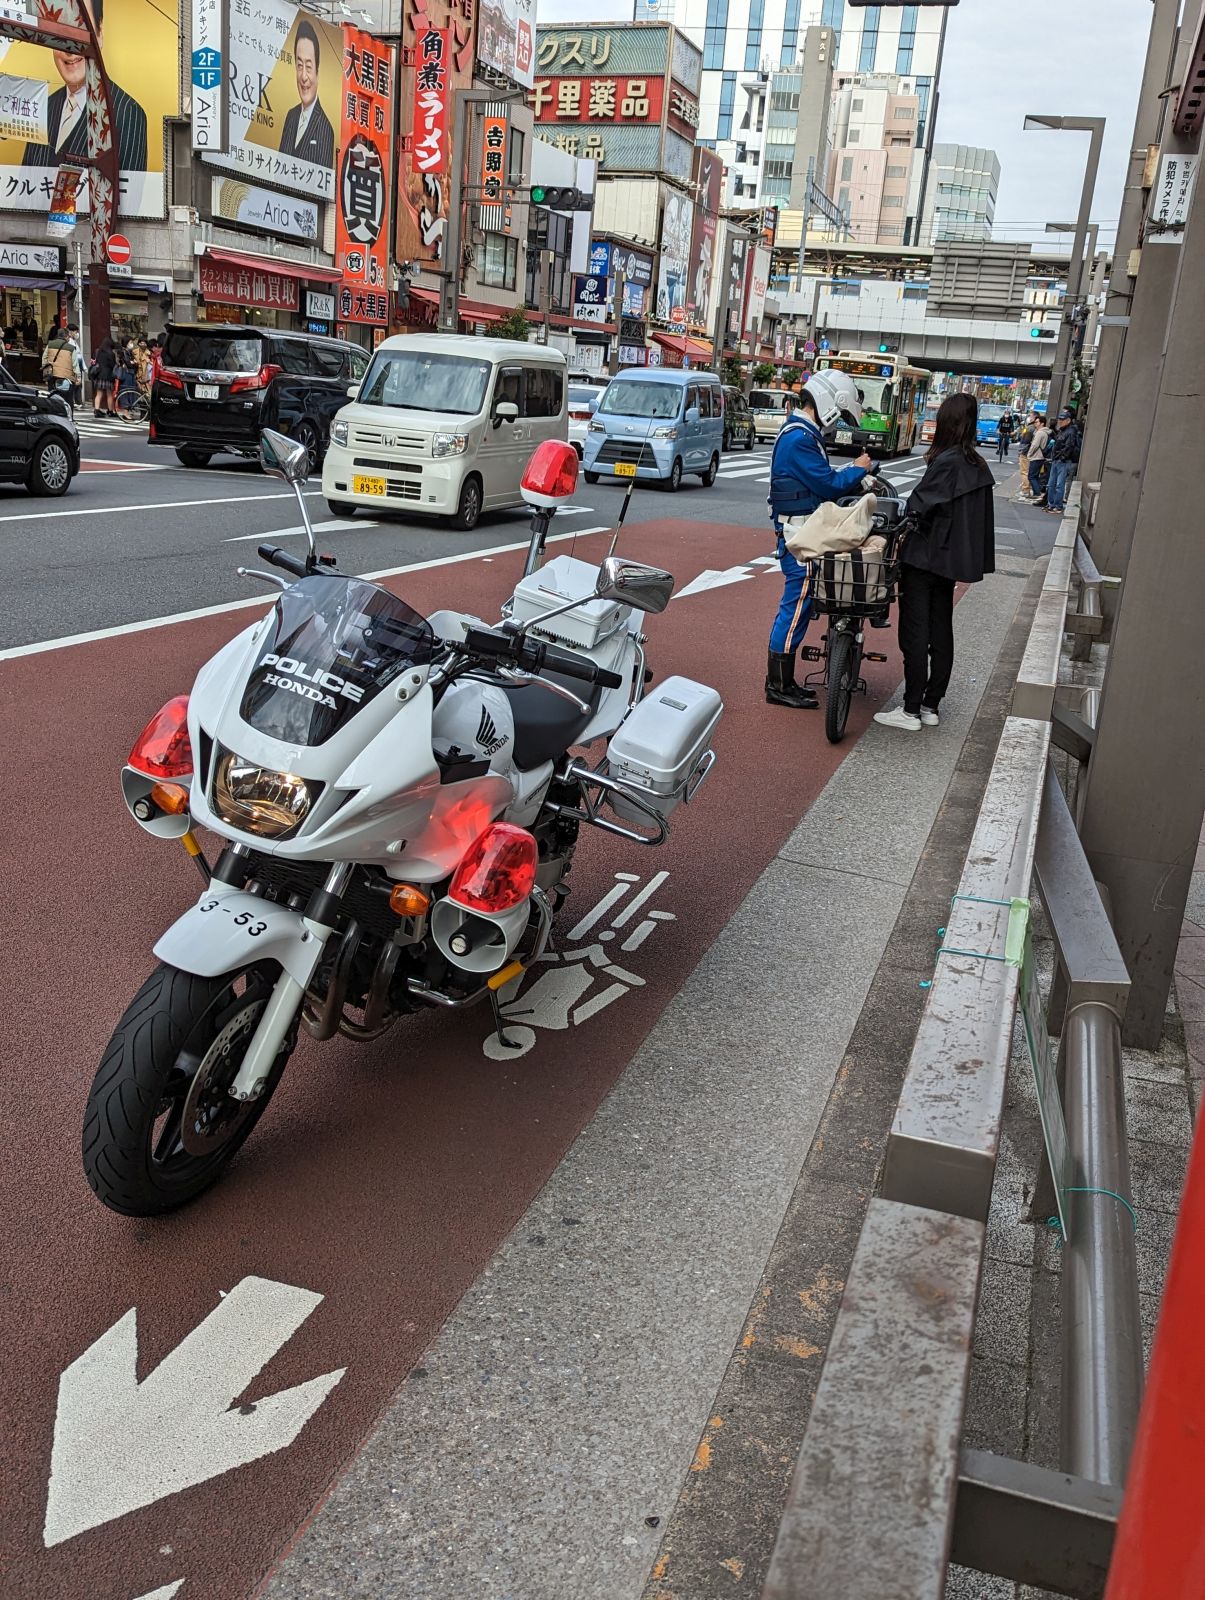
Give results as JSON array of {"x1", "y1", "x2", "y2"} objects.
[
  {"x1": 765, "y1": 369, "x2": 871, "y2": 709},
  {"x1": 1017, "y1": 412, "x2": 1036, "y2": 496},
  {"x1": 1045, "y1": 408, "x2": 1080, "y2": 514},
  {"x1": 91, "y1": 335, "x2": 117, "y2": 416},
  {"x1": 874, "y1": 392, "x2": 995, "y2": 734},
  {"x1": 40, "y1": 323, "x2": 78, "y2": 412},
  {"x1": 995, "y1": 410, "x2": 1013, "y2": 461},
  {"x1": 1025, "y1": 413, "x2": 1051, "y2": 504}
]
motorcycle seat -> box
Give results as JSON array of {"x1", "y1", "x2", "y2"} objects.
[{"x1": 501, "y1": 678, "x2": 601, "y2": 771}]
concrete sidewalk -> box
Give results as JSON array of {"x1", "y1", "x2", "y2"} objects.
[{"x1": 261, "y1": 476, "x2": 1053, "y2": 1600}]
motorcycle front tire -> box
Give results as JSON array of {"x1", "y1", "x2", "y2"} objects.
[{"x1": 81, "y1": 960, "x2": 292, "y2": 1216}]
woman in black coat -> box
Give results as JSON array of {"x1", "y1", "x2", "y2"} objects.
[
  {"x1": 875, "y1": 392, "x2": 995, "y2": 732},
  {"x1": 92, "y1": 335, "x2": 117, "y2": 417}
]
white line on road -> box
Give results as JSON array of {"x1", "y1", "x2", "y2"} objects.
[
  {"x1": 718, "y1": 465, "x2": 774, "y2": 479},
  {"x1": 132, "y1": 1584, "x2": 185, "y2": 1600},
  {"x1": 0, "y1": 488, "x2": 324, "y2": 525},
  {"x1": 0, "y1": 526, "x2": 613, "y2": 661},
  {"x1": 43, "y1": 1275, "x2": 345, "y2": 1548},
  {"x1": 224, "y1": 518, "x2": 364, "y2": 543}
]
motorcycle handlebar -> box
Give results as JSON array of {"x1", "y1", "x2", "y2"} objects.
[
  {"x1": 461, "y1": 626, "x2": 624, "y2": 690},
  {"x1": 257, "y1": 543, "x2": 310, "y2": 579}
]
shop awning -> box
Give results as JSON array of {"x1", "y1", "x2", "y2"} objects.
[
  {"x1": 651, "y1": 332, "x2": 713, "y2": 361},
  {"x1": 203, "y1": 248, "x2": 340, "y2": 285},
  {"x1": 406, "y1": 285, "x2": 439, "y2": 306}
]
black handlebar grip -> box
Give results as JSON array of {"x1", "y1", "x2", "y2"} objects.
[
  {"x1": 257, "y1": 543, "x2": 309, "y2": 578},
  {"x1": 537, "y1": 640, "x2": 623, "y2": 689}
]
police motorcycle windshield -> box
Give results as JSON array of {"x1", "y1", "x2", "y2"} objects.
[{"x1": 240, "y1": 574, "x2": 436, "y2": 747}]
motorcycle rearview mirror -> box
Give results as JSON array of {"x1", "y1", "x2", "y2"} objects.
[
  {"x1": 595, "y1": 555, "x2": 673, "y2": 615},
  {"x1": 259, "y1": 428, "x2": 316, "y2": 565}
]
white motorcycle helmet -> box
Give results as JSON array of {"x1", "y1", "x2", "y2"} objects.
[{"x1": 802, "y1": 369, "x2": 864, "y2": 433}]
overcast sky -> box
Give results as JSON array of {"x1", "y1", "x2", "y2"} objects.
[{"x1": 537, "y1": 0, "x2": 1160, "y2": 247}]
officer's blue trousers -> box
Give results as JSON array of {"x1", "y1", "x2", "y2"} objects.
[{"x1": 769, "y1": 535, "x2": 815, "y2": 654}]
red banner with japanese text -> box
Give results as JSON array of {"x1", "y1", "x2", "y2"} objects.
[
  {"x1": 396, "y1": 0, "x2": 476, "y2": 266},
  {"x1": 411, "y1": 25, "x2": 450, "y2": 176},
  {"x1": 199, "y1": 257, "x2": 300, "y2": 311},
  {"x1": 336, "y1": 26, "x2": 394, "y2": 325},
  {"x1": 479, "y1": 108, "x2": 509, "y2": 233}
]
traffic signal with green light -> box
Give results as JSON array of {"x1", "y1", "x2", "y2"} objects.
[
  {"x1": 1030, "y1": 327, "x2": 1057, "y2": 340},
  {"x1": 529, "y1": 185, "x2": 593, "y2": 210}
]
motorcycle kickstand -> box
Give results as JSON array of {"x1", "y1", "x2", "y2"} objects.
[{"x1": 489, "y1": 989, "x2": 524, "y2": 1052}]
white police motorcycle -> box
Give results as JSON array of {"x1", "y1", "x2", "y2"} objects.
[{"x1": 82, "y1": 431, "x2": 723, "y2": 1215}]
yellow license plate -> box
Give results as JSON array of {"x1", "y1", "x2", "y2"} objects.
[
  {"x1": 352, "y1": 474, "x2": 386, "y2": 496},
  {"x1": 614, "y1": 462, "x2": 637, "y2": 478}
]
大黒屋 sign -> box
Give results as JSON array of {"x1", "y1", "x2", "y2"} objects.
[{"x1": 336, "y1": 26, "x2": 394, "y2": 323}]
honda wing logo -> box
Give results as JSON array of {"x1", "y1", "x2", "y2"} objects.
[{"x1": 476, "y1": 705, "x2": 507, "y2": 758}]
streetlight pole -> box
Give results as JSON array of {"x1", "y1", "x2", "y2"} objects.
[
  {"x1": 442, "y1": 87, "x2": 524, "y2": 333},
  {"x1": 1024, "y1": 115, "x2": 1105, "y2": 419}
]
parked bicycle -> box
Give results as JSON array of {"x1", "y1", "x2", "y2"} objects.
[{"x1": 800, "y1": 481, "x2": 912, "y2": 743}]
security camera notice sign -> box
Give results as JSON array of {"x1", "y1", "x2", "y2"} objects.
[{"x1": 1149, "y1": 153, "x2": 1198, "y2": 244}]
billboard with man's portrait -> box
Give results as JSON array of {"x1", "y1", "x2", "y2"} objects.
[
  {"x1": 204, "y1": 0, "x2": 342, "y2": 201},
  {"x1": 0, "y1": 0, "x2": 178, "y2": 218}
]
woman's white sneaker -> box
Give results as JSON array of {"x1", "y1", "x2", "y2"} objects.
[
  {"x1": 874, "y1": 707, "x2": 921, "y2": 732},
  {"x1": 920, "y1": 708, "x2": 940, "y2": 727}
]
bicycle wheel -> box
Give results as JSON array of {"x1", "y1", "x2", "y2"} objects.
[{"x1": 825, "y1": 628, "x2": 857, "y2": 744}]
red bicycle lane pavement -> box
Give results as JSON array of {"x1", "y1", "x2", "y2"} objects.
[{"x1": 0, "y1": 515, "x2": 902, "y2": 1600}]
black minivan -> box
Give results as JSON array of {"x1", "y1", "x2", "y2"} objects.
[{"x1": 150, "y1": 324, "x2": 370, "y2": 471}]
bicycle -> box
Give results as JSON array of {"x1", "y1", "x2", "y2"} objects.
[{"x1": 800, "y1": 485, "x2": 911, "y2": 743}]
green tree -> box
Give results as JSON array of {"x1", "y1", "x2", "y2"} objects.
[
  {"x1": 495, "y1": 306, "x2": 532, "y2": 342},
  {"x1": 722, "y1": 356, "x2": 743, "y2": 386},
  {"x1": 753, "y1": 361, "x2": 775, "y2": 384}
]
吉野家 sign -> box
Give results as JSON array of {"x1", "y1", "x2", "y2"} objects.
[
  {"x1": 336, "y1": 26, "x2": 394, "y2": 324},
  {"x1": 190, "y1": 0, "x2": 225, "y2": 151},
  {"x1": 1148, "y1": 152, "x2": 1198, "y2": 244},
  {"x1": 478, "y1": 106, "x2": 509, "y2": 233}
]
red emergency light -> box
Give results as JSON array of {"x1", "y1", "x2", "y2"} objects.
[{"x1": 520, "y1": 439, "x2": 578, "y2": 509}]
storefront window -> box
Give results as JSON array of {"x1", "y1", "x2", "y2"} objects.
[{"x1": 0, "y1": 285, "x2": 62, "y2": 349}]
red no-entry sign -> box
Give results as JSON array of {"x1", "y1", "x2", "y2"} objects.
[{"x1": 106, "y1": 234, "x2": 131, "y2": 266}]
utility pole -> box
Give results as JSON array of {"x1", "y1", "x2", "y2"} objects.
[
  {"x1": 1087, "y1": 15, "x2": 1198, "y2": 589},
  {"x1": 1077, "y1": 121, "x2": 1205, "y2": 1049},
  {"x1": 1078, "y1": 0, "x2": 1181, "y2": 486},
  {"x1": 710, "y1": 228, "x2": 732, "y2": 378},
  {"x1": 608, "y1": 261, "x2": 626, "y2": 376},
  {"x1": 442, "y1": 88, "x2": 520, "y2": 333}
]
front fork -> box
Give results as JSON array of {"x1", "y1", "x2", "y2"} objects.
[{"x1": 227, "y1": 861, "x2": 352, "y2": 1102}]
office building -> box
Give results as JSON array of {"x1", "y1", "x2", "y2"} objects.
[
  {"x1": 827, "y1": 73, "x2": 921, "y2": 245},
  {"x1": 919, "y1": 143, "x2": 1000, "y2": 243}
]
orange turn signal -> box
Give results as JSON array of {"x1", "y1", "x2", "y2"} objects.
[
  {"x1": 150, "y1": 781, "x2": 190, "y2": 816},
  {"x1": 389, "y1": 884, "x2": 431, "y2": 917}
]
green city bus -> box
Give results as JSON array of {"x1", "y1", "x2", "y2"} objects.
[{"x1": 814, "y1": 351, "x2": 931, "y2": 458}]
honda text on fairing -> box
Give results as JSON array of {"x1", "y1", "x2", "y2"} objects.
[{"x1": 81, "y1": 429, "x2": 724, "y2": 1216}]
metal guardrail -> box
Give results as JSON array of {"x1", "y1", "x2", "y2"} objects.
[{"x1": 761, "y1": 487, "x2": 1140, "y2": 1600}]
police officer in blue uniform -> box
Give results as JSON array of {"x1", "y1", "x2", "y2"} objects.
[{"x1": 765, "y1": 369, "x2": 872, "y2": 709}]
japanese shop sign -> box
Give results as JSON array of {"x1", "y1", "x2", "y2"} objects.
[
  {"x1": 410, "y1": 24, "x2": 450, "y2": 174},
  {"x1": 666, "y1": 84, "x2": 699, "y2": 138},
  {"x1": 191, "y1": 0, "x2": 226, "y2": 151},
  {"x1": 397, "y1": 0, "x2": 475, "y2": 266},
  {"x1": 336, "y1": 26, "x2": 393, "y2": 324},
  {"x1": 536, "y1": 25, "x2": 668, "y2": 75},
  {"x1": 759, "y1": 205, "x2": 779, "y2": 250},
  {"x1": 45, "y1": 163, "x2": 80, "y2": 239},
  {"x1": 199, "y1": 256, "x2": 300, "y2": 310},
  {"x1": 590, "y1": 239, "x2": 653, "y2": 286},
  {"x1": 0, "y1": 0, "x2": 179, "y2": 219},
  {"x1": 744, "y1": 244, "x2": 770, "y2": 339},
  {"x1": 478, "y1": 0, "x2": 534, "y2": 90},
  {"x1": 212, "y1": 175, "x2": 319, "y2": 239},
  {"x1": 572, "y1": 272, "x2": 607, "y2": 323},
  {"x1": 687, "y1": 146, "x2": 721, "y2": 323},
  {"x1": 0, "y1": 240, "x2": 61, "y2": 273},
  {"x1": 478, "y1": 107, "x2": 509, "y2": 233},
  {"x1": 656, "y1": 186, "x2": 693, "y2": 326},
  {"x1": 306, "y1": 289, "x2": 336, "y2": 321},
  {"x1": 204, "y1": 0, "x2": 342, "y2": 201},
  {"x1": 1149, "y1": 153, "x2": 1198, "y2": 243},
  {"x1": 0, "y1": 75, "x2": 45, "y2": 144},
  {"x1": 531, "y1": 75, "x2": 663, "y2": 125}
]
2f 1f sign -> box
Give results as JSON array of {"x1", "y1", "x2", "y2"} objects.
[
  {"x1": 1148, "y1": 153, "x2": 1198, "y2": 244},
  {"x1": 191, "y1": 0, "x2": 226, "y2": 151}
]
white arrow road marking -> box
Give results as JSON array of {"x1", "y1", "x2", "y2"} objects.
[
  {"x1": 673, "y1": 565, "x2": 760, "y2": 599},
  {"x1": 224, "y1": 519, "x2": 365, "y2": 543},
  {"x1": 44, "y1": 1276, "x2": 345, "y2": 1548},
  {"x1": 132, "y1": 1583, "x2": 185, "y2": 1599}
]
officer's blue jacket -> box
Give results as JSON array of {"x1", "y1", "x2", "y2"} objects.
[{"x1": 768, "y1": 416, "x2": 867, "y2": 528}]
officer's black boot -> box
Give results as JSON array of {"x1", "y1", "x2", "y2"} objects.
[{"x1": 765, "y1": 650, "x2": 818, "y2": 709}]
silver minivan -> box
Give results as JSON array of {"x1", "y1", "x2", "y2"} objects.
[
  {"x1": 582, "y1": 369, "x2": 724, "y2": 491},
  {"x1": 322, "y1": 334, "x2": 568, "y2": 530}
]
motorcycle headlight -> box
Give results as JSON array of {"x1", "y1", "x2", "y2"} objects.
[
  {"x1": 652, "y1": 426, "x2": 679, "y2": 439},
  {"x1": 213, "y1": 751, "x2": 313, "y2": 838},
  {"x1": 331, "y1": 419, "x2": 349, "y2": 447},
  {"x1": 432, "y1": 432, "x2": 468, "y2": 459},
  {"x1": 587, "y1": 419, "x2": 606, "y2": 433}
]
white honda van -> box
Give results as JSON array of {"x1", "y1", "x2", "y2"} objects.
[{"x1": 322, "y1": 334, "x2": 568, "y2": 530}]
